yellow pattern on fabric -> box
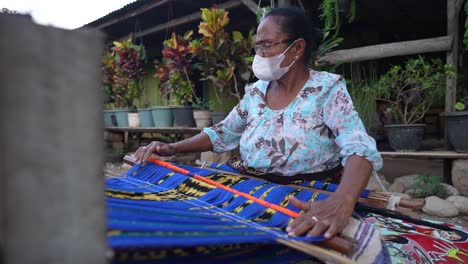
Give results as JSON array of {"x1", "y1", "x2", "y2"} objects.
[
  {"x1": 310, "y1": 191, "x2": 320, "y2": 202},
  {"x1": 446, "y1": 248, "x2": 468, "y2": 261},
  {"x1": 155, "y1": 172, "x2": 175, "y2": 185},
  {"x1": 309, "y1": 180, "x2": 316, "y2": 188}
]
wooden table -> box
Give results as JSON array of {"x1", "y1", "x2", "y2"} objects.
[
  {"x1": 105, "y1": 127, "x2": 202, "y2": 148},
  {"x1": 105, "y1": 127, "x2": 202, "y2": 135},
  {"x1": 380, "y1": 151, "x2": 468, "y2": 183}
]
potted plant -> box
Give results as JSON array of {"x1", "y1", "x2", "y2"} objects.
[
  {"x1": 154, "y1": 31, "x2": 197, "y2": 127},
  {"x1": 347, "y1": 63, "x2": 380, "y2": 140},
  {"x1": 440, "y1": 96, "x2": 468, "y2": 152},
  {"x1": 375, "y1": 56, "x2": 452, "y2": 151},
  {"x1": 102, "y1": 49, "x2": 119, "y2": 127},
  {"x1": 190, "y1": 8, "x2": 254, "y2": 123},
  {"x1": 137, "y1": 104, "x2": 154, "y2": 127},
  {"x1": 152, "y1": 60, "x2": 174, "y2": 127},
  {"x1": 111, "y1": 36, "x2": 146, "y2": 127},
  {"x1": 192, "y1": 96, "x2": 214, "y2": 128}
]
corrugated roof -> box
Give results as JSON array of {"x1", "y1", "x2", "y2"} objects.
[{"x1": 84, "y1": 0, "x2": 161, "y2": 28}]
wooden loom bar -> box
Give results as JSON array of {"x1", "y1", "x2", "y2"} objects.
[{"x1": 319, "y1": 36, "x2": 453, "y2": 64}]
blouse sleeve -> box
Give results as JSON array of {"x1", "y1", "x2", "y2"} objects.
[
  {"x1": 322, "y1": 77, "x2": 383, "y2": 171},
  {"x1": 202, "y1": 85, "x2": 252, "y2": 153}
]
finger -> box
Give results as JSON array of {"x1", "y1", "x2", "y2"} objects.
[
  {"x1": 325, "y1": 216, "x2": 349, "y2": 239},
  {"x1": 306, "y1": 218, "x2": 330, "y2": 238},
  {"x1": 134, "y1": 148, "x2": 144, "y2": 163},
  {"x1": 154, "y1": 145, "x2": 162, "y2": 155},
  {"x1": 286, "y1": 214, "x2": 305, "y2": 233},
  {"x1": 288, "y1": 195, "x2": 310, "y2": 211},
  {"x1": 323, "y1": 221, "x2": 340, "y2": 239},
  {"x1": 288, "y1": 215, "x2": 318, "y2": 236},
  {"x1": 142, "y1": 146, "x2": 153, "y2": 162}
]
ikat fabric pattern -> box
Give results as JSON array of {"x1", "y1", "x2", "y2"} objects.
[{"x1": 203, "y1": 70, "x2": 383, "y2": 176}]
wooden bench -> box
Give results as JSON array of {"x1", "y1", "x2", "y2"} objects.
[{"x1": 380, "y1": 151, "x2": 468, "y2": 184}]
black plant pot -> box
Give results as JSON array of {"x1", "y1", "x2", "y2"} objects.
[
  {"x1": 440, "y1": 111, "x2": 468, "y2": 153},
  {"x1": 211, "y1": 111, "x2": 228, "y2": 125},
  {"x1": 172, "y1": 106, "x2": 195, "y2": 127},
  {"x1": 385, "y1": 124, "x2": 426, "y2": 152}
]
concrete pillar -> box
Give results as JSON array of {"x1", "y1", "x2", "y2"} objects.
[{"x1": 0, "y1": 14, "x2": 106, "y2": 264}]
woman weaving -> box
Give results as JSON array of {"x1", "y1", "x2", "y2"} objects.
[{"x1": 134, "y1": 7, "x2": 382, "y2": 242}]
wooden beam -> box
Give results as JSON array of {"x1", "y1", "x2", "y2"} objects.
[
  {"x1": 380, "y1": 151, "x2": 468, "y2": 160},
  {"x1": 134, "y1": 0, "x2": 243, "y2": 39},
  {"x1": 319, "y1": 36, "x2": 453, "y2": 64},
  {"x1": 445, "y1": 0, "x2": 463, "y2": 112},
  {"x1": 96, "y1": 0, "x2": 169, "y2": 29},
  {"x1": 240, "y1": 0, "x2": 259, "y2": 14}
]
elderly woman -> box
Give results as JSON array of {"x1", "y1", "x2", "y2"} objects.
[{"x1": 134, "y1": 7, "x2": 382, "y2": 241}]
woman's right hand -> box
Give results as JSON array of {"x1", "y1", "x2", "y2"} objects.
[{"x1": 133, "y1": 141, "x2": 176, "y2": 163}]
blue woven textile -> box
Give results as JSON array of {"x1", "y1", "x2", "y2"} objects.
[{"x1": 106, "y1": 163, "x2": 328, "y2": 250}]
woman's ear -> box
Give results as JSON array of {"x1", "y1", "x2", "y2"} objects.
[{"x1": 293, "y1": 38, "x2": 306, "y2": 59}]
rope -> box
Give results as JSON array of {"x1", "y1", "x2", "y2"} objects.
[{"x1": 372, "y1": 170, "x2": 388, "y2": 193}]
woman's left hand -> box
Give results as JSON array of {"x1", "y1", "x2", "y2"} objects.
[{"x1": 286, "y1": 193, "x2": 355, "y2": 239}]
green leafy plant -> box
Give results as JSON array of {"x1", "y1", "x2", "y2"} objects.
[
  {"x1": 255, "y1": 6, "x2": 273, "y2": 23},
  {"x1": 347, "y1": 63, "x2": 378, "y2": 131},
  {"x1": 193, "y1": 96, "x2": 214, "y2": 111},
  {"x1": 320, "y1": 0, "x2": 356, "y2": 37},
  {"x1": 411, "y1": 173, "x2": 448, "y2": 199},
  {"x1": 375, "y1": 56, "x2": 453, "y2": 124},
  {"x1": 110, "y1": 36, "x2": 146, "y2": 110},
  {"x1": 320, "y1": 0, "x2": 340, "y2": 36},
  {"x1": 314, "y1": 35, "x2": 343, "y2": 70},
  {"x1": 190, "y1": 8, "x2": 254, "y2": 109},
  {"x1": 154, "y1": 31, "x2": 197, "y2": 106},
  {"x1": 315, "y1": 0, "x2": 359, "y2": 70},
  {"x1": 102, "y1": 49, "x2": 117, "y2": 109},
  {"x1": 455, "y1": 96, "x2": 468, "y2": 111}
]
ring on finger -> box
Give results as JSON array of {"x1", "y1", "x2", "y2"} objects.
[{"x1": 311, "y1": 216, "x2": 318, "y2": 222}]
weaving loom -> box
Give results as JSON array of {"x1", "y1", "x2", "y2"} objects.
[{"x1": 105, "y1": 158, "x2": 468, "y2": 264}]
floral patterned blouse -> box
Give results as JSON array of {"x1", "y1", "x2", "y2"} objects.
[{"x1": 203, "y1": 70, "x2": 383, "y2": 176}]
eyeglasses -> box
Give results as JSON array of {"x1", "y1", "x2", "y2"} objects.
[{"x1": 253, "y1": 39, "x2": 293, "y2": 53}]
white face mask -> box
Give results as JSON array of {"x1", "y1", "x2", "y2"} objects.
[{"x1": 252, "y1": 41, "x2": 297, "y2": 81}]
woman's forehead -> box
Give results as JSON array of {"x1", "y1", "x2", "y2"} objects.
[{"x1": 256, "y1": 16, "x2": 288, "y2": 41}]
